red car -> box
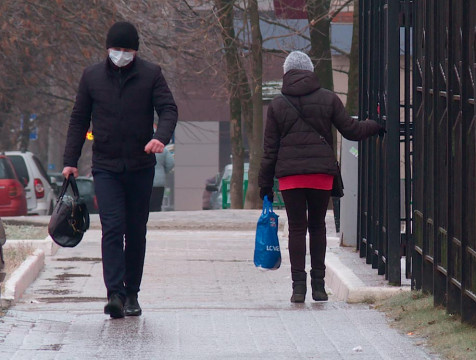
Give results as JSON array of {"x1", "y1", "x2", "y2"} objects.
[{"x1": 0, "y1": 155, "x2": 27, "y2": 216}]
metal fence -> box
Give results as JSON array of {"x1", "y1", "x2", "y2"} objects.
[
  {"x1": 358, "y1": 0, "x2": 476, "y2": 324},
  {"x1": 0, "y1": 220, "x2": 6, "y2": 299},
  {"x1": 412, "y1": 0, "x2": 476, "y2": 323},
  {"x1": 358, "y1": 0, "x2": 404, "y2": 285}
]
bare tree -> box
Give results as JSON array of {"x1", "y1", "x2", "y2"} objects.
[
  {"x1": 345, "y1": 0, "x2": 358, "y2": 116},
  {"x1": 306, "y1": 0, "x2": 334, "y2": 91},
  {"x1": 306, "y1": 0, "x2": 354, "y2": 158},
  {"x1": 0, "y1": 0, "x2": 117, "y2": 157},
  {"x1": 242, "y1": 0, "x2": 264, "y2": 208},
  {"x1": 214, "y1": 0, "x2": 245, "y2": 209},
  {"x1": 166, "y1": 0, "x2": 353, "y2": 208},
  {"x1": 0, "y1": 0, "x2": 355, "y2": 208}
]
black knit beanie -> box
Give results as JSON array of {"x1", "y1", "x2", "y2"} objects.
[{"x1": 106, "y1": 22, "x2": 139, "y2": 51}]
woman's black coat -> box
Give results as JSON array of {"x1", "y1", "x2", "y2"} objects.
[{"x1": 259, "y1": 69, "x2": 381, "y2": 188}]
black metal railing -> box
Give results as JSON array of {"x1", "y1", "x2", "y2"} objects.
[
  {"x1": 412, "y1": 0, "x2": 476, "y2": 324},
  {"x1": 358, "y1": 0, "x2": 476, "y2": 324},
  {"x1": 358, "y1": 0, "x2": 404, "y2": 285},
  {"x1": 0, "y1": 245, "x2": 5, "y2": 300}
]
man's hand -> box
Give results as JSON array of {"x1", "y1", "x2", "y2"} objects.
[
  {"x1": 62, "y1": 167, "x2": 78, "y2": 179},
  {"x1": 144, "y1": 139, "x2": 165, "y2": 154}
]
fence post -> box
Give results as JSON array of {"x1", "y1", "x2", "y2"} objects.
[{"x1": 385, "y1": 0, "x2": 402, "y2": 285}]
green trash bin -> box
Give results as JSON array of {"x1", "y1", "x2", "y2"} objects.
[{"x1": 222, "y1": 178, "x2": 284, "y2": 209}]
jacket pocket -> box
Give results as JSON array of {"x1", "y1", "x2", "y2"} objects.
[{"x1": 92, "y1": 133, "x2": 120, "y2": 157}]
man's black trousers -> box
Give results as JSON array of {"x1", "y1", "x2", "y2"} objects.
[
  {"x1": 93, "y1": 167, "x2": 154, "y2": 300},
  {"x1": 149, "y1": 186, "x2": 165, "y2": 212}
]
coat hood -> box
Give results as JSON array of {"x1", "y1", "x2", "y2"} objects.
[{"x1": 281, "y1": 69, "x2": 321, "y2": 97}]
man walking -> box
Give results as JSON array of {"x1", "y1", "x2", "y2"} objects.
[{"x1": 62, "y1": 21, "x2": 178, "y2": 318}]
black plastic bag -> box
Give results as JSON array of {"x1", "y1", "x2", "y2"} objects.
[
  {"x1": 331, "y1": 162, "x2": 344, "y2": 198},
  {"x1": 48, "y1": 175, "x2": 90, "y2": 247}
]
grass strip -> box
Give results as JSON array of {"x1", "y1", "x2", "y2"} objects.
[{"x1": 375, "y1": 291, "x2": 476, "y2": 360}]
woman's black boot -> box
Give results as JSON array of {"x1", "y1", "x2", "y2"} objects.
[
  {"x1": 310, "y1": 269, "x2": 328, "y2": 301},
  {"x1": 290, "y1": 272, "x2": 307, "y2": 303}
]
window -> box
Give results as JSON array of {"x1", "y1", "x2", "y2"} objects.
[
  {"x1": 7, "y1": 156, "x2": 29, "y2": 183},
  {"x1": 0, "y1": 159, "x2": 15, "y2": 179}
]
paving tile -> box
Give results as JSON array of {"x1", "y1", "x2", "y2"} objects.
[{"x1": 0, "y1": 212, "x2": 439, "y2": 359}]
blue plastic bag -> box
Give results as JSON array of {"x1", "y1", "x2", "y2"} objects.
[{"x1": 254, "y1": 196, "x2": 281, "y2": 270}]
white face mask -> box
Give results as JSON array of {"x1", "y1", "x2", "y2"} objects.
[{"x1": 108, "y1": 49, "x2": 134, "y2": 67}]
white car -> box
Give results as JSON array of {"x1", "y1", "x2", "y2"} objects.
[{"x1": 5, "y1": 151, "x2": 56, "y2": 215}]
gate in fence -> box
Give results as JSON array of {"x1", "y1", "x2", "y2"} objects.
[{"x1": 358, "y1": 0, "x2": 406, "y2": 286}]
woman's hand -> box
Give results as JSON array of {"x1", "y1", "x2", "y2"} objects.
[{"x1": 260, "y1": 187, "x2": 274, "y2": 202}]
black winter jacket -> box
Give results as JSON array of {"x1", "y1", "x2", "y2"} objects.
[
  {"x1": 64, "y1": 57, "x2": 178, "y2": 172},
  {"x1": 259, "y1": 69, "x2": 381, "y2": 188}
]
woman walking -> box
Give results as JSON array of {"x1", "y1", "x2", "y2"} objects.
[{"x1": 259, "y1": 51, "x2": 383, "y2": 303}]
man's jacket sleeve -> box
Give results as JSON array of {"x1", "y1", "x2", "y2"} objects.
[
  {"x1": 152, "y1": 67, "x2": 178, "y2": 145},
  {"x1": 63, "y1": 70, "x2": 92, "y2": 168}
]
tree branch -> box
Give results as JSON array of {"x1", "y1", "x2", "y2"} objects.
[
  {"x1": 331, "y1": 45, "x2": 350, "y2": 57},
  {"x1": 37, "y1": 91, "x2": 75, "y2": 104},
  {"x1": 332, "y1": 67, "x2": 349, "y2": 75}
]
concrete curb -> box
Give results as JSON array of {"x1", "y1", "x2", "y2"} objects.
[
  {"x1": 325, "y1": 250, "x2": 410, "y2": 303},
  {"x1": 3, "y1": 236, "x2": 60, "y2": 256},
  {"x1": 2, "y1": 249, "x2": 45, "y2": 306}
]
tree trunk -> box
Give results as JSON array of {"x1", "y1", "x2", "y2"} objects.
[
  {"x1": 215, "y1": 0, "x2": 244, "y2": 209},
  {"x1": 244, "y1": 0, "x2": 263, "y2": 209},
  {"x1": 306, "y1": 0, "x2": 334, "y2": 91},
  {"x1": 306, "y1": 0, "x2": 337, "y2": 161},
  {"x1": 346, "y1": 0, "x2": 359, "y2": 116},
  {"x1": 19, "y1": 112, "x2": 31, "y2": 152},
  {"x1": 229, "y1": 97, "x2": 245, "y2": 208}
]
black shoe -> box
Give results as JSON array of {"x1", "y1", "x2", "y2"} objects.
[
  {"x1": 311, "y1": 279, "x2": 328, "y2": 301},
  {"x1": 290, "y1": 282, "x2": 307, "y2": 303},
  {"x1": 104, "y1": 294, "x2": 125, "y2": 318},
  {"x1": 290, "y1": 272, "x2": 307, "y2": 303},
  {"x1": 124, "y1": 293, "x2": 142, "y2": 316}
]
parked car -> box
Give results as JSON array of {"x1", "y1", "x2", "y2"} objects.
[
  {"x1": 0, "y1": 155, "x2": 27, "y2": 216},
  {"x1": 202, "y1": 174, "x2": 220, "y2": 210},
  {"x1": 48, "y1": 172, "x2": 64, "y2": 197},
  {"x1": 5, "y1": 151, "x2": 56, "y2": 215},
  {"x1": 48, "y1": 173, "x2": 98, "y2": 214},
  {"x1": 74, "y1": 177, "x2": 98, "y2": 214}
]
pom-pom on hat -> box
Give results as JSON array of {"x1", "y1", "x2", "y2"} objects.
[
  {"x1": 106, "y1": 22, "x2": 139, "y2": 51},
  {"x1": 283, "y1": 51, "x2": 314, "y2": 74}
]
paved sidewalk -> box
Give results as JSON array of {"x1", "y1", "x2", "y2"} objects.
[{"x1": 0, "y1": 211, "x2": 438, "y2": 359}]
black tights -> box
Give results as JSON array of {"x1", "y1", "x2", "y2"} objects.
[{"x1": 281, "y1": 188, "x2": 331, "y2": 276}]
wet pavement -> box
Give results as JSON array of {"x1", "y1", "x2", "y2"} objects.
[{"x1": 0, "y1": 211, "x2": 439, "y2": 359}]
